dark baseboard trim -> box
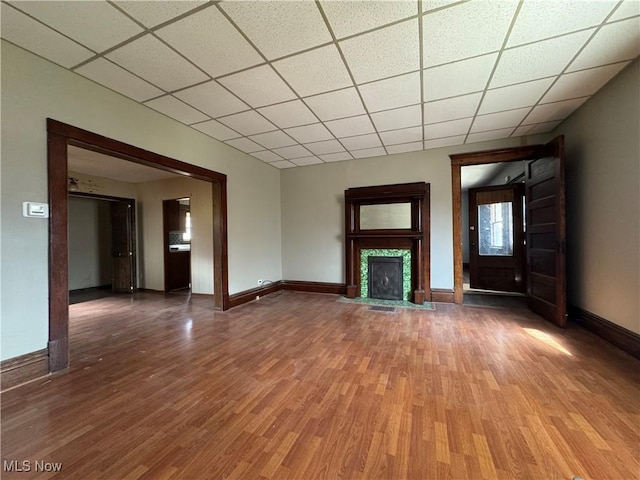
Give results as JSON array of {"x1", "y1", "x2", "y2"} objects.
[
  {"x1": 431, "y1": 288, "x2": 455, "y2": 303},
  {"x1": 570, "y1": 306, "x2": 640, "y2": 359},
  {"x1": 228, "y1": 281, "x2": 283, "y2": 308},
  {"x1": 69, "y1": 285, "x2": 111, "y2": 293},
  {"x1": 282, "y1": 280, "x2": 346, "y2": 294},
  {"x1": 1, "y1": 349, "x2": 49, "y2": 391}
]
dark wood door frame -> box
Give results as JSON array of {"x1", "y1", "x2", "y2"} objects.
[{"x1": 47, "y1": 119, "x2": 229, "y2": 372}]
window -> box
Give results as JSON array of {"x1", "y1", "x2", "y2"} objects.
[
  {"x1": 182, "y1": 212, "x2": 191, "y2": 242},
  {"x1": 478, "y1": 202, "x2": 513, "y2": 256}
]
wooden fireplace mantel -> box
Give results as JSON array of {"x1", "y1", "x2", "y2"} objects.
[{"x1": 345, "y1": 182, "x2": 430, "y2": 304}]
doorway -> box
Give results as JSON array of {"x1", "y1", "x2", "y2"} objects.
[{"x1": 163, "y1": 198, "x2": 191, "y2": 293}]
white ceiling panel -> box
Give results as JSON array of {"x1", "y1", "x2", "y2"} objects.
[
  {"x1": 339, "y1": 134, "x2": 382, "y2": 151},
  {"x1": 424, "y1": 135, "x2": 466, "y2": 150},
  {"x1": 371, "y1": 105, "x2": 422, "y2": 131},
  {"x1": 224, "y1": 137, "x2": 263, "y2": 153},
  {"x1": 270, "y1": 160, "x2": 297, "y2": 169},
  {"x1": 272, "y1": 145, "x2": 313, "y2": 160},
  {"x1": 291, "y1": 156, "x2": 324, "y2": 167},
  {"x1": 156, "y1": 6, "x2": 263, "y2": 78},
  {"x1": 609, "y1": 0, "x2": 640, "y2": 22},
  {"x1": 542, "y1": 62, "x2": 629, "y2": 103},
  {"x1": 251, "y1": 150, "x2": 283, "y2": 163},
  {"x1": 423, "y1": 53, "x2": 498, "y2": 102},
  {"x1": 218, "y1": 110, "x2": 276, "y2": 136},
  {"x1": 115, "y1": 1, "x2": 208, "y2": 28},
  {"x1": 304, "y1": 88, "x2": 366, "y2": 121},
  {"x1": 144, "y1": 95, "x2": 209, "y2": 124},
  {"x1": 508, "y1": 0, "x2": 616, "y2": 47},
  {"x1": 249, "y1": 130, "x2": 297, "y2": 150},
  {"x1": 513, "y1": 121, "x2": 561, "y2": 136},
  {"x1": 351, "y1": 147, "x2": 387, "y2": 159},
  {"x1": 192, "y1": 119, "x2": 241, "y2": 141},
  {"x1": 380, "y1": 126, "x2": 423, "y2": 146},
  {"x1": 471, "y1": 108, "x2": 531, "y2": 133},
  {"x1": 320, "y1": 152, "x2": 354, "y2": 163},
  {"x1": 106, "y1": 35, "x2": 208, "y2": 91},
  {"x1": 424, "y1": 117, "x2": 473, "y2": 140},
  {"x1": 220, "y1": 1, "x2": 331, "y2": 59},
  {"x1": 568, "y1": 17, "x2": 640, "y2": 71},
  {"x1": 491, "y1": 29, "x2": 593, "y2": 88},
  {"x1": 424, "y1": 92, "x2": 482, "y2": 124},
  {"x1": 479, "y1": 78, "x2": 555, "y2": 114},
  {"x1": 258, "y1": 100, "x2": 318, "y2": 129},
  {"x1": 467, "y1": 128, "x2": 516, "y2": 144},
  {"x1": 10, "y1": 1, "x2": 143, "y2": 53},
  {"x1": 304, "y1": 140, "x2": 346, "y2": 155},
  {"x1": 285, "y1": 123, "x2": 334, "y2": 144},
  {"x1": 325, "y1": 115, "x2": 375, "y2": 138},
  {"x1": 273, "y1": 45, "x2": 353, "y2": 97},
  {"x1": 1, "y1": 4, "x2": 93, "y2": 68},
  {"x1": 422, "y1": 0, "x2": 518, "y2": 67},
  {"x1": 340, "y1": 19, "x2": 420, "y2": 84},
  {"x1": 387, "y1": 142, "x2": 424, "y2": 154},
  {"x1": 359, "y1": 71, "x2": 421, "y2": 113},
  {"x1": 523, "y1": 98, "x2": 588, "y2": 125},
  {"x1": 321, "y1": 0, "x2": 417, "y2": 39},
  {"x1": 175, "y1": 81, "x2": 249, "y2": 118},
  {"x1": 75, "y1": 58, "x2": 163, "y2": 102},
  {"x1": 422, "y1": 1, "x2": 460, "y2": 13},
  {"x1": 218, "y1": 65, "x2": 296, "y2": 108}
]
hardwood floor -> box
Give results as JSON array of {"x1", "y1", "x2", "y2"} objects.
[{"x1": 2, "y1": 291, "x2": 638, "y2": 479}]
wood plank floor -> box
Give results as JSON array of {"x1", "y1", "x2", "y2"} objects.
[{"x1": 2, "y1": 291, "x2": 638, "y2": 479}]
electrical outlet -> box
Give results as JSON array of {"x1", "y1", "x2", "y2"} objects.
[{"x1": 257, "y1": 279, "x2": 264, "y2": 285}]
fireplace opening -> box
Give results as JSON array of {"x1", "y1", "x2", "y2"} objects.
[{"x1": 368, "y1": 256, "x2": 403, "y2": 300}]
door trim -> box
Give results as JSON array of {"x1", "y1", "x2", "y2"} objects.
[{"x1": 47, "y1": 119, "x2": 229, "y2": 372}]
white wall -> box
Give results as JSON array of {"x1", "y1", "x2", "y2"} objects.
[
  {"x1": 554, "y1": 59, "x2": 639, "y2": 334},
  {"x1": 0, "y1": 41, "x2": 282, "y2": 361}
]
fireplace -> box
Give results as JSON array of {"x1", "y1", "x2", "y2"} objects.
[{"x1": 368, "y1": 256, "x2": 403, "y2": 300}]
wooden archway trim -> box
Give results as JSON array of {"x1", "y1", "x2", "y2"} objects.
[{"x1": 47, "y1": 119, "x2": 229, "y2": 372}]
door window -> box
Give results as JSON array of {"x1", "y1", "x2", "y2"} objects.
[{"x1": 478, "y1": 202, "x2": 513, "y2": 256}]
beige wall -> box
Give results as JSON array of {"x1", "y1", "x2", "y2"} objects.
[{"x1": 554, "y1": 59, "x2": 639, "y2": 334}]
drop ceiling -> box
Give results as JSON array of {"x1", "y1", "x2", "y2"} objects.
[{"x1": 2, "y1": 0, "x2": 638, "y2": 170}]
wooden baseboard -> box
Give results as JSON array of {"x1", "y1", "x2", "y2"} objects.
[
  {"x1": 570, "y1": 306, "x2": 640, "y2": 359},
  {"x1": 431, "y1": 288, "x2": 455, "y2": 303},
  {"x1": 228, "y1": 281, "x2": 283, "y2": 308},
  {"x1": 1, "y1": 349, "x2": 49, "y2": 391},
  {"x1": 282, "y1": 280, "x2": 346, "y2": 295}
]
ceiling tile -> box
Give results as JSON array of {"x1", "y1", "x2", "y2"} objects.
[
  {"x1": 467, "y1": 128, "x2": 515, "y2": 144},
  {"x1": 424, "y1": 135, "x2": 466, "y2": 150},
  {"x1": 217, "y1": 110, "x2": 276, "y2": 136},
  {"x1": 479, "y1": 78, "x2": 555, "y2": 114},
  {"x1": 491, "y1": 29, "x2": 593, "y2": 88},
  {"x1": 285, "y1": 124, "x2": 334, "y2": 144},
  {"x1": 251, "y1": 150, "x2": 283, "y2": 163},
  {"x1": 10, "y1": 1, "x2": 143, "y2": 52},
  {"x1": 371, "y1": 105, "x2": 422, "y2": 131},
  {"x1": 339, "y1": 134, "x2": 382, "y2": 151},
  {"x1": 424, "y1": 92, "x2": 482, "y2": 124},
  {"x1": 257, "y1": 100, "x2": 318, "y2": 129},
  {"x1": 75, "y1": 58, "x2": 163, "y2": 102},
  {"x1": 274, "y1": 45, "x2": 353, "y2": 97},
  {"x1": 144, "y1": 95, "x2": 209, "y2": 124},
  {"x1": 508, "y1": 0, "x2": 616, "y2": 47},
  {"x1": 523, "y1": 98, "x2": 588, "y2": 125},
  {"x1": 320, "y1": 152, "x2": 354, "y2": 162},
  {"x1": 325, "y1": 115, "x2": 375, "y2": 138},
  {"x1": 1, "y1": 3, "x2": 93, "y2": 68},
  {"x1": 304, "y1": 88, "x2": 366, "y2": 121},
  {"x1": 220, "y1": 1, "x2": 331, "y2": 59},
  {"x1": 270, "y1": 160, "x2": 297, "y2": 169},
  {"x1": 174, "y1": 81, "x2": 249, "y2": 118},
  {"x1": 609, "y1": 0, "x2": 640, "y2": 22},
  {"x1": 568, "y1": 17, "x2": 640, "y2": 71},
  {"x1": 471, "y1": 108, "x2": 531, "y2": 133},
  {"x1": 423, "y1": 53, "x2": 498, "y2": 101},
  {"x1": 114, "y1": 1, "x2": 208, "y2": 28},
  {"x1": 156, "y1": 6, "x2": 263, "y2": 78},
  {"x1": 249, "y1": 130, "x2": 297, "y2": 150},
  {"x1": 351, "y1": 147, "x2": 387, "y2": 159},
  {"x1": 272, "y1": 145, "x2": 312, "y2": 160},
  {"x1": 359, "y1": 71, "x2": 421, "y2": 113},
  {"x1": 422, "y1": 1, "x2": 460, "y2": 12},
  {"x1": 542, "y1": 62, "x2": 629, "y2": 103},
  {"x1": 379, "y1": 126, "x2": 423, "y2": 146},
  {"x1": 107, "y1": 34, "x2": 208, "y2": 91},
  {"x1": 191, "y1": 119, "x2": 241, "y2": 141},
  {"x1": 512, "y1": 121, "x2": 561, "y2": 136},
  {"x1": 422, "y1": 1, "x2": 518, "y2": 67},
  {"x1": 424, "y1": 117, "x2": 473, "y2": 140},
  {"x1": 218, "y1": 65, "x2": 296, "y2": 108},
  {"x1": 304, "y1": 140, "x2": 346, "y2": 155},
  {"x1": 291, "y1": 156, "x2": 324, "y2": 167},
  {"x1": 340, "y1": 19, "x2": 420, "y2": 84},
  {"x1": 225, "y1": 137, "x2": 263, "y2": 153},
  {"x1": 321, "y1": 0, "x2": 417, "y2": 39},
  {"x1": 386, "y1": 142, "x2": 424, "y2": 154}
]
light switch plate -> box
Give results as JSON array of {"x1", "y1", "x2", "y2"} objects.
[{"x1": 22, "y1": 202, "x2": 49, "y2": 218}]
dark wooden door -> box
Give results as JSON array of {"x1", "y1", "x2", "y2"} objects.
[
  {"x1": 469, "y1": 184, "x2": 526, "y2": 292},
  {"x1": 111, "y1": 200, "x2": 135, "y2": 293},
  {"x1": 525, "y1": 136, "x2": 566, "y2": 327}
]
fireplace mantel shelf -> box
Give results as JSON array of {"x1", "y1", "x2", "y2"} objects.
[{"x1": 346, "y1": 231, "x2": 424, "y2": 239}]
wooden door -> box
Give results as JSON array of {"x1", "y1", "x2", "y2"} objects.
[
  {"x1": 469, "y1": 184, "x2": 526, "y2": 292},
  {"x1": 525, "y1": 136, "x2": 566, "y2": 327},
  {"x1": 111, "y1": 200, "x2": 135, "y2": 293}
]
